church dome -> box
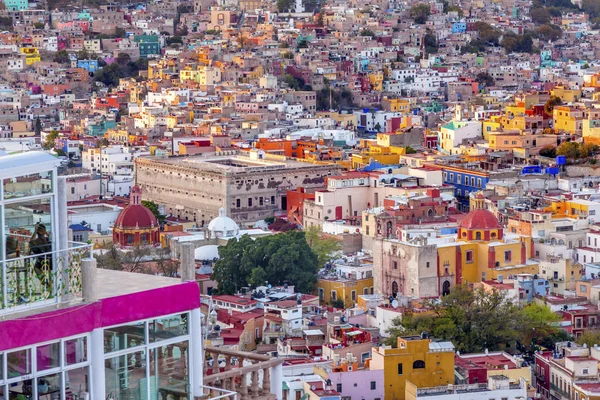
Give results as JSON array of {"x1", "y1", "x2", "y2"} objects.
[
  {"x1": 208, "y1": 208, "x2": 239, "y2": 238},
  {"x1": 114, "y1": 186, "x2": 158, "y2": 229},
  {"x1": 460, "y1": 209, "x2": 501, "y2": 230}
]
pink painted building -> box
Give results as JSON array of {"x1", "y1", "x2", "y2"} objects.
[{"x1": 0, "y1": 152, "x2": 283, "y2": 400}]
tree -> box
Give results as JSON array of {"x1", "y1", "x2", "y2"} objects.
[
  {"x1": 385, "y1": 285, "x2": 560, "y2": 353},
  {"x1": 122, "y1": 244, "x2": 152, "y2": 273},
  {"x1": 475, "y1": 71, "x2": 495, "y2": 88},
  {"x1": 96, "y1": 138, "x2": 109, "y2": 148},
  {"x1": 410, "y1": 3, "x2": 431, "y2": 24},
  {"x1": 43, "y1": 130, "x2": 59, "y2": 150},
  {"x1": 576, "y1": 329, "x2": 600, "y2": 348},
  {"x1": 539, "y1": 145, "x2": 557, "y2": 158},
  {"x1": 544, "y1": 95, "x2": 562, "y2": 116},
  {"x1": 35, "y1": 117, "x2": 42, "y2": 136},
  {"x1": 155, "y1": 248, "x2": 179, "y2": 277},
  {"x1": 556, "y1": 141, "x2": 581, "y2": 160},
  {"x1": 359, "y1": 29, "x2": 376, "y2": 38},
  {"x1": 405, "y1": 146, "x2": 417, "y2": 154},
  {"x1": 423, "y1": 32, "x2": 438, "y2": 54},
  {"x1": 95, "y1": 245, "x2": 123, "y2": 270},
  {"x1": 445, "y1": 5, "x2": 463, "y2": 16},
  {"x1": 536, "y1": 24, "x2": 562, "y2": 41},
  {"x1": 53, "y1": 50, "x2": 70, "y2": 64},
  {"x1": 305, "y1": 225, "x2": 342, "y2": 268},
  {"x1": 530, "y1": 7, "x2": 552, "y2": 24},
  {"x1": 474, "y1": 22, "x2": 501, "y2": 45},
  {"x1": 212, "y1": 231, "x2": 319, "y2": 294},
  {"x1": 142, "y1": 200, "x2": 165, "y2": 224},
  {"x1": 115, "y1": 27, "x2": 127, "y2": 38},
  {"x1": 277, "y1": 0, "x2": 293, "y2": 12}
]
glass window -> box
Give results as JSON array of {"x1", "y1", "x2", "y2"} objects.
[
  {"x1": 104, "y1": 322, "x2": 146, "y2": 353},
  {"x1": 4, "y1": 197, "x2": 53, "y2": 258},
  {"x1": 36, "y1": 342, "x2": 60, "y2": 371},
  {"x1": 37, "y1": 371, "x2": 62, "y2": 398},
  {"x1": 149, "y1": 314, "x2": 188, "y2": 342},
  {"x1": 105, "y1": 350, "x2": 147, "y2": 400},
  {"x1": 65, "y1": 366, "x2": 89, "y2": 400},
  {"x1": 150, "y1": 343, "x2": 189, "y2": 400},
  {"x1": 3, "y1": 171, "x2": 53, "y2": 200},
  {"x1": 7, "y1": 348, "x2": 31, "y2": 378},
  {"x1": 65, "y1": 336, "x2": 87, "y2": 365}
]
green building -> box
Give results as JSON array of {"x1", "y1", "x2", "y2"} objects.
[
  {"x1": 4, "y1": 0, "x2": 28, "y2": 11},
  {"x1": 133, "y1": 35, "x2": 160, "y2": 58}
]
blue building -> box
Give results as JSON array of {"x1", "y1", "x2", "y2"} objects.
[
  {"x1": 514, "y1": 274, "x2": 550, "y2": 302},
  {"x1": 134, "y1": 35, "x2": 161, "y2": 58},
  {"x1": 77, "y1": 59, "x2": 99, "y2": 73},
  {"x1": 441, "y1": 166, "x2": 490, "y2": 211},
  {"x1": 451, "y1": 21, "x2": 466, "y2": 33}
]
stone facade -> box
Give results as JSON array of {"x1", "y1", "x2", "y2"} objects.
[
  {"x1": 135, "y1": 152, "x2": 343, "y2": 226},
  {"x1": 372, "y1": 236, "x2": 439, "y2": 299}
]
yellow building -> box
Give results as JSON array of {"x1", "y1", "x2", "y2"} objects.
[
  {"x1": 381, "y1": 97, "x2": 411, "y2": 113},
  {"x1": 370, "y1": 336, "x2": 455, "y2": 400},
  {"x1": 543, "y1": 198, "x2": 599, "y2": 220},
  {"x1": 553, "y1": 105, "x2": 585, "y2": 135},
  {"x1": 583, "y1": 108, "x2": 600, "y2": 145},
  {"x1": 316, "y1": 258, "x2": 374, "y2": 308},
  {"x1": 551, "y1": 87, "x2": 582, "y2": 103},
  {"x1": 20, "y1": 47, "x2": 40, "y2": 65}
]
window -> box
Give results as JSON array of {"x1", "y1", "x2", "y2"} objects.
[
  {"x1": 351, "y1": 290, "x2": 356, "y2": 302},
  {"x1": 236, "y1": 199, "x2": 240, "y2": 208},
  {"x1": 504, "y1": 251, "x2": 512, "y2": 262},
  {"x1": 319, "y1": 288, "x2": 324, "y2": 301},
  {"x1": 397, "y1": 363, "x2": 403, "y2": 375},
  {"x1": 583, "y1": 368, "x2": 589, "y2": 374},
  {"x1": 337, "y1": 383, "x2": 342, "y2": 392},
  {"x1": 426, "y1": 262, "x2": 430, "y2": 268},
  {"x1": 413, "y1": 360, "x2": 425, "y2": 369},
  {"x1": 331, "y1": 291, "x2": 337, "y2": 301},
  {"x1": 466, "y1": 250, "x2": 474, "y2": 263},
  {"x1": 393, "y1": 261, "x2": 398, "y2": 269},
  {"x1": 71, "y1": 187, "x2": 75, "y2": 194},
  {"x1": 371, "y1": 381, "x2": 377, "y2": 390},
  {"x1": 248, "y1": 198, "x2": 252, "y2": 207}
]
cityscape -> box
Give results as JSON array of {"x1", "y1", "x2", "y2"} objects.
[{"x1": 0, "y1": 0, "x2": 600, "y2": 398}]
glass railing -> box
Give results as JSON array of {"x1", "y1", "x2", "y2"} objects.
[{"x1": 0, "y1": 241, "x2": 92, "y2": 314}]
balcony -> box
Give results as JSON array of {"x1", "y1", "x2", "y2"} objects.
[
  {"x1": 202, "y1": 346, "x2": 284, "y2": 400},
  {"x1": 1, "y1": 241, "x2": 91, "y2": 314},
  {"x1": 550, "y1": 383, "x2": 570, "y2": 399}
]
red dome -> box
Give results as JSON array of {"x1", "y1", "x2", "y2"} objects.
[
  {"x1": 114, "y1": 204, "x2": 158, "y2": 229},
  {"x1": 460, "y1": 209, "x2": 501, "y2": 230}
]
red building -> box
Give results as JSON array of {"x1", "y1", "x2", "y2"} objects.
[
  {"x1": 287, "y1": 187, "x2": 316, "y2": 226},
  {"x1": 534, "y1": 351, "x2": 553, "y2": 400},
  {"x1": 112, "y1": 186, "x2": 160, "y2": 248}
]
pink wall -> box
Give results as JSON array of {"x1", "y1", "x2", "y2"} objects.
[
  {"x1": 0, "y1": 281, "x2": 200, "y2": 351},
  {"x1": 327, "y1": 368, "x2": 384, "y2": 399}
]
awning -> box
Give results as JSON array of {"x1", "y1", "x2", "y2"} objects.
[
  {"x1": 346, "y1": 330, "x2": 363, "y2": 336},
  {"x1": 300, "y1": 394, "x2": 309, "y2": 400},
  {"x1": 282, "y1": 381, "x2": 290, "y2": 390}
]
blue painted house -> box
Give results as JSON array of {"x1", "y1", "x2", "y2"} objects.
[
  {"x1": 451, "y1": 21, "x2": 466, "y2": 33},
  {"x1": 77, "y1": 59, "x2": 99, "y2": 73},
  {"x1": 441, "y1": 166, "x2": 490, "y2": 211}
]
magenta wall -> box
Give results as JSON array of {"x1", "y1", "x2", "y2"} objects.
[{"x1": 0, "y1": 281, "x2": 200, "y2": 351}]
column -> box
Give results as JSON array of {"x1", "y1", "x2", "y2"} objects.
[
  {"x1": 270, "y1": 363, "x2": 283, "y2": 400},
  {"x1": 239, "y1": 371, "x2": 249, "y2": 400},
  {"x1": 90, "y1": 328, "x2": 106, "y2": 400},
  {"x1": 180, "y1": 242, "x2": 195, "y2": 282},
  {"x1": 250, "y1": 370, "x2": 260, "y2": 398},
  {"x1": 262, "y1": 367, "x2": 270, "y2": 392},
  {"x1": 81, "y1": 258, "x2": 98, "y2": 303},
  {"x1": 191, "y1": 308, "x2": 204, "y2": 398},
  {"x1": 56, "y1": 176, "x2": 69, "y2": 298}
]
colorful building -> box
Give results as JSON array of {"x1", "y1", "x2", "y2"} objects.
[
  {"x1": 112, "y1": 185, "x2": 160, "y2": 248},
  {"x1": 370, "y1": 336, "x2": 455, "y2": 400},
  {"x1": 134, "y1": 35, "x2": 161, "y2": 58}
]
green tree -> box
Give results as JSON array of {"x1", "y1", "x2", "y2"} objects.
[
  {"x1": 385, "y1": 285, "x2": 560, "y2": 353},
  {"x1": 530, "y1": 7, "x2": 552, "y2": 24},
  {"x1": 53, "y1": 50, "x2": 70, "y2": 64},
  {"x1": 475, "y1": 71, "x2": 495, "y2": 88},
  {"x1": 423, "y1": 32, "x2": 438, "y2": 54},
  {"x1": 304, "y1": 225, "x2": 342, "y2": 268},
  {"x1": 474, "y1": 22, "x2": 501, "y2": 45},
  {"x1": 359, "y1": 29, "x2": 376, "y2": 38},
  {"x1": 34, "y1": 117, "x2": 42, "y2": 136},
  {"x1": 94, "y1": 244, "x2": 123, "y2": 270},
  {"x1": 277, "y1": 0, "x2": 293, "y2": 12},
  {"x1": 576, "y1": 329, "x2": 600, "y2": 348},
  {"x1": 539, "y1": 145, "x2": 557, "y2": 158},
  {"x1": 141, "y1": 200, "x2": 165, "y2": 224},
  {"x1": 405, "y1": 146, "x2": 417, "y2": 154},
  {"x1": 536, "y1": 24, "x2": 562, "y2": 41},
  {"x1": 556, "y1": 141, "x2": 581, "y2": 160},
  {"x1": 544, "y1": 95, "x2": 562, "y2": 116},
  {"x1": 115, "y1": 27, "x2": 127, "y2": 38},
  {"x1": 410, "y1": 3, "x2": 431, "y2": 24},
  {"x1": 43, "y1": 130, "x2": 59, "y2": 150},
  {"x1": 212, "y1": 231, "x2": 319, "y2": 294}
]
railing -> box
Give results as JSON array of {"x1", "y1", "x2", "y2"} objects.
[
  {"x1": 0, "y1": 241, "x2": 91, "y2": 313},
  {"x1": 550, "y1": 383, "x2": 570, "y2": 399},
  {"x1": 203, "y1": 346, "x2": 283, "y2": 400}
]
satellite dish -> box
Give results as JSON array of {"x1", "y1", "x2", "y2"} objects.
[
  {"x1": 392, "y1": 299, "x2": 399, "y2": 308},
  {"x1": 267, "y1": 284, "x2": 272, "y2": 289},
  {"x1": 311, "y1": 385, "x2": 316, "y2": 391}
]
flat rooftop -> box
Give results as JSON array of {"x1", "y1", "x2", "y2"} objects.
[{"x1": 97, "y1": 268, "x2": 182, "y2": 299}]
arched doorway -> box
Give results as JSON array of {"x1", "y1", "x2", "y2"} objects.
[
  {"x1": 442, "y1": 281, "x2": 451, "y2": 296},
  {"x1": 392, "y1": 281, "x2": 399, "y2": 296}
]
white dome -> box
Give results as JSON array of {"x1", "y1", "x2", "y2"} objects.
[
  {"x1": 208, "y1": 208, "x2": 240, "y2": 238},
  {"x1": 195, "y1": 244, "x2": 220, "y2": 261}
]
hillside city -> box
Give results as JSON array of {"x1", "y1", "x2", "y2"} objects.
[{"x1": 2, "y1": 0, "x2": 600, "y2": 398}]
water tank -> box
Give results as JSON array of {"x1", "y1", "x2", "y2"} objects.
[{"x1": 556, "y1": 155, "x2": 567, "y2": 165}]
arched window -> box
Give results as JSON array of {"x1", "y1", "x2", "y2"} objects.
[
  {"x1": 413, "y1": 360, "x2": 425, "y2": 369},
  {"x1": 442, "y1": 281, "x2": 451, "y2": 296},
  {"x1": 475, "y1": 231, "x2": 482, "y2": 240},
  {"x1": 392, "y1": 281, "x2": 399, "y2": 296}
]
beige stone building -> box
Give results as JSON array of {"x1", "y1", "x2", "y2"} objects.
[{"x1": 135, "y1": 150, "x2": 343, "y2": 226}]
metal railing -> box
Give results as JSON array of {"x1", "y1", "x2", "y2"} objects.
[{"x1": 0, "y1": 241, "x2": 92, "y2": 313}]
